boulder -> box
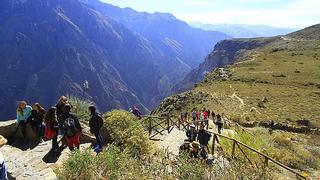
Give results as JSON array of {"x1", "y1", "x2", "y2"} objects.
[{"x1": 0, "y1": 120, "x2": 18, "y2": 139}]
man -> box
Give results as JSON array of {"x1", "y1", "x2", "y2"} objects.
[
  {"x1": 197, "y1": 125, "x2": 211, "y2": 152},
  {"x1": 179, "y1": 139, "x2": 191, "y2": 155},
  {"x1": 186, "y1": 124, "x2": 197, "y2": 142},
  {"x1": 61, "y1": 104, "x2": 82, "y2": 151},
  {"x1": 0, "y1": 135, "x2": 8, "y2": 180},
  {"x1": 190, "y1": 141, "x2": 200, "y2": 158},
  {"x1": 89, "y1": 105, "x2": 104, "y2": 151}
]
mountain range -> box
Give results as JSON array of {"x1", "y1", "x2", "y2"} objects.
[
  {"x1": 0, "y1": 0, "x2": 230, "y2": 119},
  {"x1": 190, "y1": 22, "x2": 297, "y2": 38}
]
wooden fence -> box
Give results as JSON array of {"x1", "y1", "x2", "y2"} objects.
[
  {"x1": 143, "y1": 115, "x2": 307, "y2": 179},
  {"x1": 210, "y1": 132, "x2": 307, "y2": 179}
]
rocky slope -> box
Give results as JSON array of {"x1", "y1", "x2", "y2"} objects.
[
  {"x1": 172, "y1": 37, "x2": 276, "y2": 93},
  {"x1": 0, "y1": 0, "x2": 230, "y2": 120}
]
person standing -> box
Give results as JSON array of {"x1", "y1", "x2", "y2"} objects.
[
  {"x1": 88, "y1": 105, "x2": 104, "y2": 151},
  {"x1": 191, "y1": 108, "x2": 197, "y2": 125},
  {"x1": 186, "y1": 124, "x2": 197, "y2": 142},
  {"x1": 55, "y1": 96, "x2": 68, "y2": 127},
  {"x1": 0, "y1": 135, "x2": 8, "y2": 180},
  {"x1": 215, "y1": 114, "x2": 224, "y2": 134},
  {"x1": 16, "y1": 101, "x2": 32, "y2": 140},
  {"x1": 44, "y1": 107, "x2": 60, "y2": 155},
  {"x1": 197, "y1": 125, "x2": 211, "y2": 152},
  {"x1": 62, "y1": 104, "x2": 82, "y2": 151}
]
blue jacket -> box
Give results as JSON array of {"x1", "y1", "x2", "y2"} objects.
[{"x1": 16, "y1": 105, "x2": 32, "y2": 123}]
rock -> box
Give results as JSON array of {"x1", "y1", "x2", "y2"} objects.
[
  {"x1": 0, "y1": 120, "x2": 18, "y2": 139},
  {"x1": 296, "y1": 119, "x2": 310, "y2": 126}
]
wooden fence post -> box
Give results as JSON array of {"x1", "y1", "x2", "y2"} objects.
[
  {"x1": 231, "y1": 140, "x2": 236, "y2": 158},
  {"x1": 167, "y1": 117, "x2": 170, "y2": 133},
  {"x1": 212, "y1": 134, "x2": 216, "y2": 155},
  {"x1": 148, "y1": 117, "x2": 152, "y2": 137}
]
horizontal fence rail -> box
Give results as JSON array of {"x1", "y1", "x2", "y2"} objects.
[{"x1": 143, "y1": 115, "x2": 307, "y2": 179}]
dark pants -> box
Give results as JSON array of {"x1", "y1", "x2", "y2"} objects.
[
  {"x1": 217, "y1": 123, "x2": 223, "y2": 134},
  {"x1": 18, "y1": 121, "x2": 27, "y2": 138},
  {"x1": 52, "y1": 135, "x2": 59, "y2": 152},
  {"x1": 94, "y1": 132, "x2": 104, "y2": 149},
  {"x1": 0, "y1": 161, "x2": 8, "y2": 180},
  {"x1": 31, "y1": 122, "x2": 44, "y2": 138}
]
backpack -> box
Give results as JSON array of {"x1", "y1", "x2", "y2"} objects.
[{"x1": 64, "y1": 116, "x2": 77, "y2": 137}]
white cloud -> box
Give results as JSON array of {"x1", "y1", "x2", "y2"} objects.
[{"x1": 176, "y1": 0, "x2": 320, "y2": 28}]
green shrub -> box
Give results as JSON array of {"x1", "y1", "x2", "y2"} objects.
[
  {"x1": 102, "y1": 110, "x2": 152, "y2": 157},
  {"x1": 57, "y1": 145, "x2": 272, "y2": 180},
  {"x1": 67, "y1": 95, "x2": 93, "y2": 120}
]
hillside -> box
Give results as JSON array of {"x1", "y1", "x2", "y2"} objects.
[
  {"x1": 153, "y1": 24, "x2": 320, "y2": 176},
  {"x1": 157, "y1": 24, "x2": 320, "y2": 127},
  {"x1": 0, "y1": 0, "x2": 230, "y2": 119}
]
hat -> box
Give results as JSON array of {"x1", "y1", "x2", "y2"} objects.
[
  {"x1": 184, "y1": 139, "x2": 190, "y2": 144},
  {"x1": 190, "y1": 141, "x2": 200, "y2": 149},
  {"x1": 190, "y1": 124, "x2": 195, "y2": 128},
  {"x1": 0, "y1": 135, "x2": 7, "y2": 148}
]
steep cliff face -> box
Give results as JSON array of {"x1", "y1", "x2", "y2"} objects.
[{"x1": 172, "y1": 37, "x2": 276, "y2": 93}]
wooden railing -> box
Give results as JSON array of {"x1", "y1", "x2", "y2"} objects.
[
  {"x1": 143, "y1": 115, "x2": 307, "y2": 179},
  {"x1": 210, "y1": 132, "x2": 307, "y2": 179}
]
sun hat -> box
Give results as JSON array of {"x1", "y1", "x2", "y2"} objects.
[{"x1": 190, "y1": 141, "x2": 200, "y2": 149}]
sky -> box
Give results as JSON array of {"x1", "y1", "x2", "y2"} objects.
[{"x1": 101, "y1": 0, "x2": 320, "y2": 28}]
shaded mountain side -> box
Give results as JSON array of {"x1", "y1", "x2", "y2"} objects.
[
  {"x1": 172, "y1": 37, "x2": 277, "y2": 93},
  {"x1": 0, "y1": 0, "x2": 152, "y2": 119},
  {"x1": 86, "y1": 0, "x2": 231, "y2": 69}
]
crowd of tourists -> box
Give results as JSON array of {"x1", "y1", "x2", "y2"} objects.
[
  {"x1": 15, "y1": 96, "x2": 104, "y2": 155},
  {"x1": 180, "y1": 108, "x2": 224, "y2": 134},
  {"x1": 179, "y1": 108, "x2": 225, "y2": 164}
]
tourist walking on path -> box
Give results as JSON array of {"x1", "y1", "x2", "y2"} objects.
[
  {"x1": 44, "y1": 107, "x2": 60, "y2": 155},
  {"x1": 29, "y1": 103, "x2": 46, "y2": 142},
  {"x1": 186, "y1": 124, "x2": 197, "y2": 142},
  {"x1": 215, "y1": 114, "x2": 224, "y2": 134},
  {"x1": 0, "y1": 135, "x2": 8, "y2": 180},
  {"x1": 197, "y1": 125, "x2": 211, "y2": 152},
  {"x1": 89, "y1": 105, "x2": 104, "y2": 152},
  {"x1": 62, "y1": 104, "x2": 82, "y2": 151},
  {"x1": 16, "y1": 101, "x2": 32, "y2": 140}
]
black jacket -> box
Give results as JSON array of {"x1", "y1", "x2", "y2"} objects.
[
  {"x1": 198, "y1": 129, "x2": 211, "y2": 146},
  {"x1": 89, "y1": 112, "x2": 103, "y2": 134},
  {"x1": 186, "y1": 129, "x2": 197, "y2": 142},
  {"x1": 28, "y1": 109, "x2": 46, "y2": 125}
]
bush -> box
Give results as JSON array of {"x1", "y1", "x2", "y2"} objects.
[
  {"x1": 67, "y1": 95, "x2": 93, "y2": 120},
  {"x1": 57, "y1": 145, "x2": 272, "y2": 180},
  {"x1": 102, "y1": 110, "x2": 152, "y2": 157}
]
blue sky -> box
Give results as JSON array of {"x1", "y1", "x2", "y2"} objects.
[{"x1": 101, "y1": 0, "x2": 320, "y2": 28}]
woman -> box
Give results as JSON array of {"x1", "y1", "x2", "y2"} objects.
[
  {"x1": 29, "y1": 103, "x2": 46, "y2": 141},
  {"x1": 44, "y1": 107, "x2": 59, "y2": 155},
  {"x1": 16, "y1": 101, "x2": 32, "y2": 139}
]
